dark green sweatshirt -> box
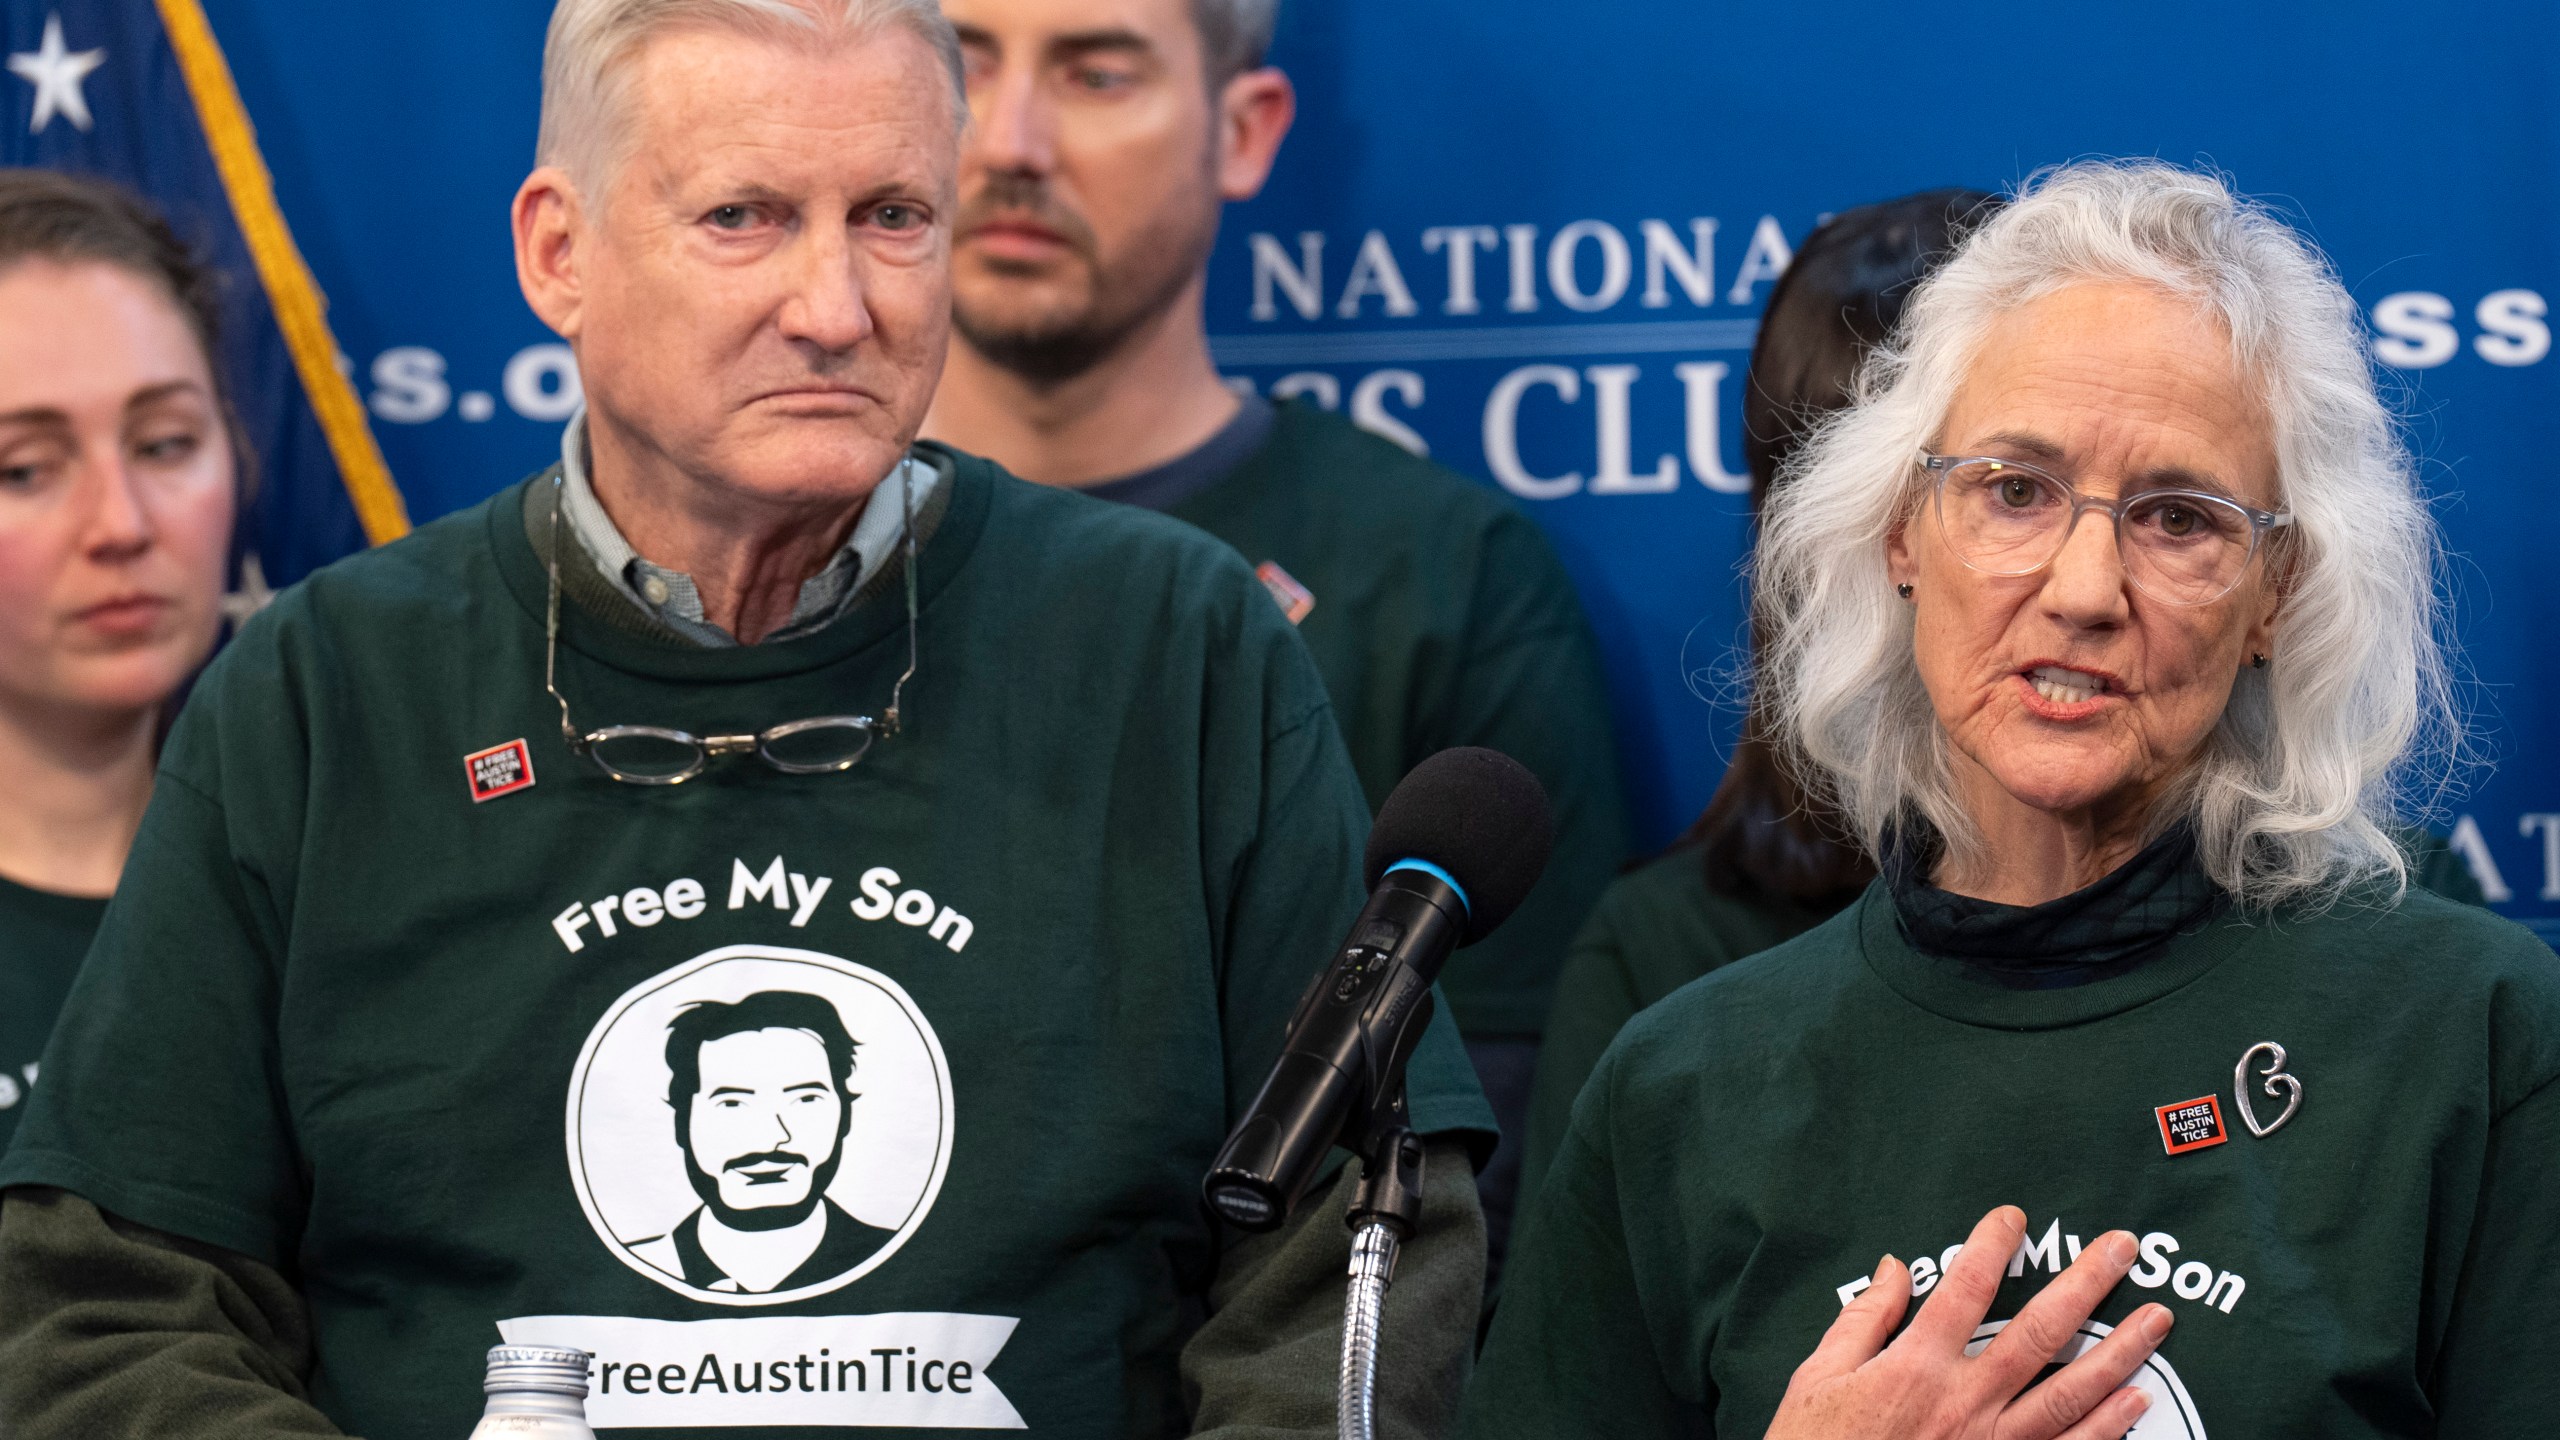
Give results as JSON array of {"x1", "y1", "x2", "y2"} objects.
[
  {"x1": 1514, "y1": 850, "x2": 1839, "y2": 1210},
  {"x1": 1470, "y1": 880, "x2": 2560, "y2": 1438},
  {"x1": 1516, "y1": 832, "x2": 2495, "y2": 1214},
  {"x1": 0, "y1": 448, "x2": 1492, "y2": 1439},
  {"x1": 1167, "y1": 404, "x2": 1631, "y2": 1040}
]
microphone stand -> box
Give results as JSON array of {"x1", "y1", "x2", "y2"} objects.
[
  {"x1": 1203, "y1": 860, "x2": 1499, "y2": 1439},
  {"x1": 1337, "y1": 1092, "x2": 1426, "y2": 1440}
]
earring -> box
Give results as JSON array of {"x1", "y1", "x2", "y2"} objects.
[
  {"x1": 1896, "y1": 583, "x2": 1914, "y2": 600},
  {"x1": 2251, "y1": 653, "x2": 2269, "y2": 669}
]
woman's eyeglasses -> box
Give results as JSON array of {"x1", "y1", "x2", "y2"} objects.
[{"x1": 1919, "y1": 452, "x2": 2291, "y2": 606}]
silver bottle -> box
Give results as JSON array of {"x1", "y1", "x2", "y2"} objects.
[{"x1": 467, "y1": 1345, "x2": 598, "y2": 1439}]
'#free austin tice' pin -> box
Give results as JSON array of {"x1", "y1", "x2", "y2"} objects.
[
  {"x1": 2153, "y1": 1094, "x2": 2228, "y2": 1156},
  {"x1": 2234, "y1": 1040, "x2": 2303, "y2": 1138},
  {"x1": 465, "y1": 738, "x2": 537, "y2": 803},
  {"x1": 1254, "y1": 561, "x2": 1316, "y2": 626}
]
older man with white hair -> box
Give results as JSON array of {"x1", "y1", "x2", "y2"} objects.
[{"x1": 0, "y1": 2, "x2": 1492, "y2": 1436}]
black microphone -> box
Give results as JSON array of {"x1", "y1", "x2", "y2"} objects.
[{"x1": 1203, "y1": 747, "x2": 1554, "y2": 1232}]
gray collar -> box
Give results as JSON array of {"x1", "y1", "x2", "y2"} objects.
[{"x1": 554, "y1": 407, "x2": 938, "y2": 647}]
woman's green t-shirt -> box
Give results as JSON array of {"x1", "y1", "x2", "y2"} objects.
[
  {"x1": 1474, "y1": 880, "x2": 2560, "y2": 1438},
  {"x1": 0, "y1": 874, "x2": 105, "y2": 1152}
]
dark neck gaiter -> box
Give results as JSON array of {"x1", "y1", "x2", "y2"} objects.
[{"x1": 1883, "y1": 821, "x2": 2228, "y2": 989}]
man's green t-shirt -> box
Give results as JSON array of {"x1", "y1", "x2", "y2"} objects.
[
  {"x1": 1469, "y1": 882, "x2": 2560, "y2": 1437},
  {"x1": 1166, "y1": 403, "x2": 1630, "y2": 1040},
  {"x1": 0, "y1": 450, "x2": 1491, "y2": 1440},
  {"x1": 0, "y1": 877, "x2": 103, "y2": 1153}
]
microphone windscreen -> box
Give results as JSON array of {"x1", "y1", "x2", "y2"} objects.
[{"x1": 1363, "y1": 747, "x2": 1554, "y2": 946}]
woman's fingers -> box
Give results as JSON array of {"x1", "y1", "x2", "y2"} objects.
[
  {"x1": 2045, "y1": 1386, "x2": 2155, "y2": 1440},
  {"x1": 1791, "y1": 1255, "x2": 1913, "y2": 1388},
  {"x1": 1766, "y1": 1208, "x2": 2172, "y2": 1440},
  {"x1": 1972, "y1": 1231, "x2": 2140, "y2": 1399},
  {"x1": 1995, "y1": 1302, "x2": 2174, "y2": 1440},
  {"x1": 1893, "y1": 1205, "x2": 2027, "y2": 1355}
]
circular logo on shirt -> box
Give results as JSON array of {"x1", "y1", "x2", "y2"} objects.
[
  {"x1": 1965, "y1": 1318, "x2": 2206, "y2": 1438},
  {"x1": 565, "y1": 945, "x2": 953, "y2": 1307}
]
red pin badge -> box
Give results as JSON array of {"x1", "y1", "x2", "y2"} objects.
[
  {"x1": 2153, "y1": 1094, "x2": 2228, "y2": 1156},
  {"x1": 465, "y1": 739, "x2": 537, "y2": 803},
  {"x1": 1255, "y1": 560, "x2": 1316, "y2": 625}
]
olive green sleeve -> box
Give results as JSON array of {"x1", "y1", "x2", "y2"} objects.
[
  {"x1": 1, "y1": 1159, "x2": 1486, "y2": 1440},
  {"x1": 0, "y1": 1187, "x2": 348, "y2": 1439},
  {"x1": 1183, "y1": 1138, "x2": 1486, "y2": 1439}
]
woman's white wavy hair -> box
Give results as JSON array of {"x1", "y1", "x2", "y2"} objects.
[{"x1": 1754, "y1": 159, "x2": 2459, "y2": 910}]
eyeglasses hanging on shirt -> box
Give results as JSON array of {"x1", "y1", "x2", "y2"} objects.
[{"x1": 541, "y1": 468, "x2": 919, "y2": 784}]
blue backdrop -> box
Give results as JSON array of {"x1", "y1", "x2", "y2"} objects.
[{"x1": 17, "y1": 0, "x2": 2553, "y2": 941}]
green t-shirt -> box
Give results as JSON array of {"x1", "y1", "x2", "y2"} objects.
[
  {"x1": 1469, "y1": 881, "x2": 2560, "y2": 1438},
  {"x1": 1169, "y1": 403, "x2": 1631, "y2": 1039},
  {"x1": 1516, "y1": 848, "x2": 1839, "y2": 1208},
  {"x1": 0, "y1": 448, "x2": 1491, "y2": 1440},
  {"x1": 2407, "y1": 828, "x2": 2491, "y2": 906},
  {"x1": 1517, "y1": 830, "x2": 2495, "y2": 1213},
  {"x1": 0, "y1": 875, "x2": 104, "y2": 1153}
]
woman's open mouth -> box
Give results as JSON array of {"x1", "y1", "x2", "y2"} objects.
[{"x1": 2027, "y1": 664, "x2": 2109, "y2": 705}]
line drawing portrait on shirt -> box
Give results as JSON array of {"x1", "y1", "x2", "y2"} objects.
[
  {"x1": 566, "y1": 945, "x2": 953, "y2": 1306},
  {"x1": 624, "y1": 989, "x2": 900, "y2": 1293}
]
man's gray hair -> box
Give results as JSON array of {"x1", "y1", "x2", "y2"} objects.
[
  {"x1": 1754, "y1": 159, "x2": 2461, "y2": 911},
  {"x1": 1191, "y1": 0, "x2": 1280, "y2": 81},
  {"x1": 537, "y1": 0, "x2": 966, "y2": 195}
]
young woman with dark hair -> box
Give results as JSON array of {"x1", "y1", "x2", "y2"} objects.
[
  {"x1": 0, "y1": 169, "x2": 239, "y2": 1148},
  {"x1": 1514, "y1": 189, "x2": 1999, "y2": 1206}
]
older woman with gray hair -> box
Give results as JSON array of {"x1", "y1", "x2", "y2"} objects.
[{"x1": 1465, "y1": 160, "x2": 2559, "y2": 1439}]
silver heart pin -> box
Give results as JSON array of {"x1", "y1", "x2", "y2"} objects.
[{"x1": 2234, "y1": 1041, "x2": 2303, "y2": 1138}]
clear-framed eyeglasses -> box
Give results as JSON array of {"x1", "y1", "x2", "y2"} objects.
[
  {"x1": 1918, "y1": 452, "x2": 2292, "y2": 607},
  {"x1": 542, "y1": 468, "x2": 920, "y2": 784}
]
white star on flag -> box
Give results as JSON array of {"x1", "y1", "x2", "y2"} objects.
[
  {"x1": 221, "y1": 551, "x2": 275, "y2": 628},
  {"x1": 8, "y1": 13, "x2": 107, "y2": 135}
]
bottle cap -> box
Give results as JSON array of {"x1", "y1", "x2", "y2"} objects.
[{"x1": 484, "y1": 1345, "x2": 593, "y2": 1397}]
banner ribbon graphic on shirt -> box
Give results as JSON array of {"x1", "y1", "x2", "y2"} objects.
[{"x1": 498, "y1": 1313, "x2": 1027, "y2": 1429}]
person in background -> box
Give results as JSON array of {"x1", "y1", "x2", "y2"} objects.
[
  {"x1": 1515, "y1": 189, "x2": 1993, "y2": 1213},
  {"x1": 923, "y1": 0, "x2": 1630, "y2": 1272},
  {"x1": 0, "y1": 170, "x2": 237, "y2": 1152},
  {"x1": 1467, "y1": 159, "x2": 2558, "y2": 1437}
]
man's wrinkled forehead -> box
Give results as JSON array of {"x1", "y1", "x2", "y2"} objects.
[{"x1": 611, "y1": 22, "x2": 959, "y2": 203}]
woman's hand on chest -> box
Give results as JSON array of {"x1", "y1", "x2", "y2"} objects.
[{"x1": 1763, "y1": 1205, "x2": 2174, "y2": 1440}]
